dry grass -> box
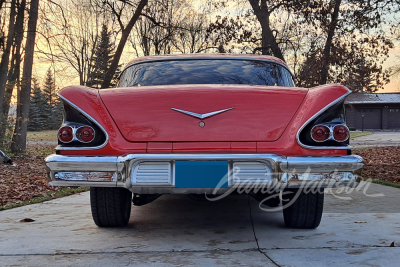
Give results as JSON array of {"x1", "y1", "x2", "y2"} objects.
[
  {"x1": 350, "y1": 131, "x2": 373, "y2": 139},
  {"x1": 27, "y1": 130, "x2": 58, "y2": 141}
]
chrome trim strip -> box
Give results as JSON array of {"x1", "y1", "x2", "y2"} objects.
[
  {"x1": 170, "y1": 107, "x2": 234, "y2": 120},
  {"x1": 118, "y1": 154, "x2": 284, "y2": 164},
  {"x1": 56, "y1": 93, "x2": 109, "y2": 150},
  {"x1": 296, "y1": 92, "x2": 352, "y2": 150},
  {"x1": 45, "y1": 154, "x2": 118, "y2": 171},
  {"x1": 281, "y1": 155, "x2": 363, "y2": 172},
  {"x1": 50, "y1": 181, "x2": 117, "y2": 187}
]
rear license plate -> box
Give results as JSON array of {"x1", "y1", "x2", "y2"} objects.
[{"x1": 175, "y1": 161, "x2": 228, "y2": 188}]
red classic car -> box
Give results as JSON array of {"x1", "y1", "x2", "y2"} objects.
[{"x1": 45, "y1": 54, "x2": 363, "y2": 229}]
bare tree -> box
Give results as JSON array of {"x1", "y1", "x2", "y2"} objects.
[
  {"x1": 37, "y1": 0, "x2": 104, "y2": 86},
  {"x1": 0, "y1": 0, "x2": 26, "y2": 144},
  {"x1": 0, "y1": 0, "x2": 17, "y2": 146},
  {"x1": 171, "y1": 8, "x2": 212, "y2": 53},
  {"x1": 101, "y1": 0, "x2": 148, "y2": 88},
  {"x1": 11, "y1": 0, "x2": 39, "y2": 153},
  {"x1": 247, "y1": 0, "x2": 285, "y2": 60}
]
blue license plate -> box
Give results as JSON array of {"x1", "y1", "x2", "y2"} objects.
[{"x1": 175, "y1": 161, "x2": 228, "y2": 188}]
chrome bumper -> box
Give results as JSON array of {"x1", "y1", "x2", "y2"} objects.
[{"x1": 45, "y1": 154, "x2": 363, "y2": 193}]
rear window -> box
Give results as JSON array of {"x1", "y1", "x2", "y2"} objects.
[{"x1": 118, "y1": 59, "x2": 294, "y2": 87}]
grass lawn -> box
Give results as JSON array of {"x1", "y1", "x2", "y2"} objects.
[
  {"x1": 350, "y1": 131, "x2": 372, "y2": 139},
  {"x1": 27, "y1": 130, "x2": 58, "y2": 141}
]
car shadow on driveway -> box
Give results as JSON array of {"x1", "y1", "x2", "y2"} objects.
[{"x1": 1, "y1": 185, "x2": 400, "y2": 266}]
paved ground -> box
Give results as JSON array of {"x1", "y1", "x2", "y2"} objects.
[
  {"x1": 351, "y1": 131, "x2": 400, "y2": 148},
  {"x1": 1, "y1": 183, "x2": 400, "y2": 266}
]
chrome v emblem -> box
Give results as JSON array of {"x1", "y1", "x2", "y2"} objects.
[{"x1": 171, "y1": 107, "x2": 234, "y2": 119}]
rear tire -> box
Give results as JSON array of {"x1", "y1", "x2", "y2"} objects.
[
  {"x1": 90, "y1": 187, "x2": 132, "y2": 227},
  {"x1": 282, "y1": 188, "x2": 324, "y2": 229}
]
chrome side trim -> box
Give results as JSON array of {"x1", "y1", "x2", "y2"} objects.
[
  {"x1": 56, "y1": 93, "x2": 109, "y2": 150},
  {"x1": 296, "y1": 92, "x2": 352, "y2": 150}
]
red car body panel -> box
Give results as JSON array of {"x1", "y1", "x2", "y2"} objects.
[
  {"x1": 58, "y1": 82, "x2": 349, "y2": 157},
  {"x1": 99, "y1": 85, "x2": 307, "y2": 142}
]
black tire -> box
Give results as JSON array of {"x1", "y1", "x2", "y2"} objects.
[
  {"x1": 90, "y1": 187, "x2": 132, "y2": 227},
  {"x1": 282, "y1": 188, "x2": 324, "y2": 229}
]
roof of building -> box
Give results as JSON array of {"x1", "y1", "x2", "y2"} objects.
[
  {"x1": 345, "y1": 93, "x2": 400, "y2": 104},
  {"x1": 124, "y1": 53, "x2": 287, "y2": 70}
]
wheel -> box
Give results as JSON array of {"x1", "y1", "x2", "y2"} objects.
[
  {"x1": 90, "y1": 187, "x2": 132, "y2": 227},
  {"x1": 282, "y1": 188, "x2": 324, "y2": 229}
]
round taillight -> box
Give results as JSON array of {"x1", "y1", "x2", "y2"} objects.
[
  {"x1": 311, "y1": 125, "x2": 330, "y2": 142},
  {"x1": 76, "y1": 126, "x2": 95, "y2": 143},
  {"x1": 58, "y1": 126, "x2": 73, "y2": 143},
  {"x1": 333, "y1": 125, "x2": 349, "y2": 142}
]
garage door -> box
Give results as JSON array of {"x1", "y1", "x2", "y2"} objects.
[
  {"x1": 388, "y1": 108, "x2": 400, "y2": 129},
  {"x1": 354, "y1": 108, "x2": 382, "y2": 130}
]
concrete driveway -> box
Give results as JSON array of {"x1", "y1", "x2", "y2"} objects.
[
  {"x1": 1, "y1": 184, "x2": 400, "y2": 266},
  {"x1": 351, "y1": 131, "x2": 400, "y2": 148}
]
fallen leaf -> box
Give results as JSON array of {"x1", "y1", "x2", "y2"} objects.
[
  {"x1": 20, "y1": 218, "x2": 35, "y2": 222},
  {"x1": 354, "y1": 147, "x2": 400, "y2": 184}
]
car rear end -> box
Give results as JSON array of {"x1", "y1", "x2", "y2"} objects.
[{"x1": 45, "y1": 55, "x2": 363, "y2": 228}]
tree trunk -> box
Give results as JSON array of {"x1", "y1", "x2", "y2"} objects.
[
  {"x1": 11, "y1": 0, "x2": 39, "y2": 153},
  {"x1": 0, "y1": 0, "x2": 25, "y2": 144},
  {"x1": 248, "y1": 0, "x2": 285, "y2": 61},
  {"x1": 101, "y1": 0, "x2": 148, "y2": 89},
  {"x1": 320, "y1": 0, "x2": 341, "y2": 85},
  {"x1": 0, "y1": 0, "x2": 16, "y2": 147},
  {"x1": 261, "y1": 20, "x2": 284, "y2": 60}
]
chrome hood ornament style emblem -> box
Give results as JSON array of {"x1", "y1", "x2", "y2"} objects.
[{"x1": 171, "y1": 107, "x2": 234, "y2": 119}]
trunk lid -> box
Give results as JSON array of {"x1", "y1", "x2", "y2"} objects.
[{"x1": 99, "y1": 84, "x2": 307, "y2": 142}]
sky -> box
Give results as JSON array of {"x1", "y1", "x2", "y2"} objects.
[
  {"x1": 381, "y1": 44, "x2": 400, "y2": 92},
  {"x1": 27, "y1": 0, "x2": 400, "y2": 94}
]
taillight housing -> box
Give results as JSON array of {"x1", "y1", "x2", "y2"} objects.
[
  {"x1": 311, "y1": 125, "x2": 330, "y2": 142},
  {"x1": 56, "y1": 99, "x2": 107, "y2": 148},
  {"x1": 76, "y1": 126, "x2": 95, "y2": 143},
  {"x1": 333, "y1": 125, "x2": 349, "y2": 142},
  {"x1": 58, "y1": 126, "x2": 73, "y2": 143},
  {"x1": 298, "y1": 94, "x2": 350, "y2": 148}
]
